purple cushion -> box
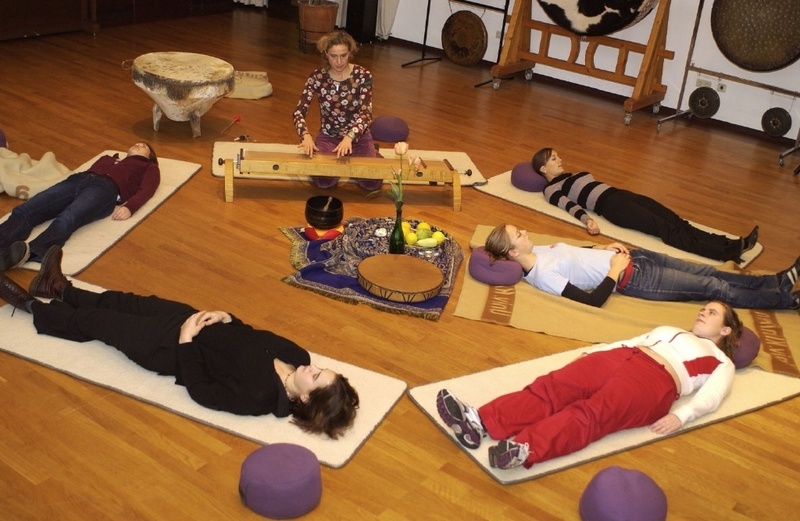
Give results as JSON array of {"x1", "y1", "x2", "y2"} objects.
[
  {"x1": 580, "y1": 466, "x2": 667, "y2": 521},
  {"x1": 468, "y1": 246, "x2": 523, "y2": 286},
  {"x1": 0, "y1": 129, "x2": 6, "y2": 148},
  {"x1": 239, "y1": 444, "x2": 321, "y2": 519},
  {"x1": 371, "y1": 116, "x2": 409, "y2": 142},
  {"x1": 510, "y1": 161, "x2": 548, "y2": 192},
  {"x1": 733, "y1": 326, "x2": 760, "y2": 369}
]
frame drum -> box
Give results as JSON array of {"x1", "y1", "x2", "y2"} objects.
[
  {"x1": 711, "y1": 0, "x2": 800, "y2": 72},
  {"x1": 537, "y1": 0, "x2": 659, "y2": 36},
  {"x1": 357, "y1": 255, "x2": 444, "y2": 303}
]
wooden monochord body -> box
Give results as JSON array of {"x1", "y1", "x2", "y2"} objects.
[{"x1": 221, "y1": 149, "x2": 462, "y2": 210}]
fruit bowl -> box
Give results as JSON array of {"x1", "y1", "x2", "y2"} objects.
[{"x1": 404, "y1": 221, "x2": 448, "y2": 258}]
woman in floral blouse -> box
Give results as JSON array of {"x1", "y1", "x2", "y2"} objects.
[{"x1": 293, "y1": 30, "x2": 381, "y2": 190}]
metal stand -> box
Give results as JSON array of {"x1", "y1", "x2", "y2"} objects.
[
  {"x1": 470, "y1": 0, "x2": 513, "y2": 88},
  {"x1": 656, "y1": 0, "x2": 704, "y2": 131},
  {"x1": 401, "y1": 0, "x2": 442, "y2": 67},
  {"x1": 779, "y1": 127, "x2": 800, "y2": 167}
]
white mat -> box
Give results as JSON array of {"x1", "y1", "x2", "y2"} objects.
[
  {"x1": 408, "y1": 345, "x2": 800, "y2": 484},
  {"x1": 0, "y1": 280, "x2": 407, "y2": 468},
  {"x1": 211, "y1": 142, "x2": 488, "y2": 186},
  {"x1": 1, "y1": 151, "x2": 201, "y2": 276},
  {"x1": 475, "y1": 170, "x2": 762, "y2": 268}
]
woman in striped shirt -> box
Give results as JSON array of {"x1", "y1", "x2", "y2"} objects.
[{"x1": 534, "y1": 148, "x2": 757, "y2": 262}]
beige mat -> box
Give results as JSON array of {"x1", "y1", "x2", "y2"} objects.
[
  {"x1": 454, "y1": 226, "x2": 800, "y2": 378},
  {"x1": 475, "y1": 170, "x2": 762, "y2": 268},
  {"x1": 211, "y1": 142, "x2": 488, "y2": 186},
  {"x1": 0, "y1": 151, "x2": 201, "y2": 276},
  {"x1": 0, "y1": 280, "x2": 406, "y2": 468},
  {"x1": 409, "y1": 345, "x2": 800, "y2": 484},
  {"x1": 225, "y1": 70, "x2": 273, "y2": 99}
]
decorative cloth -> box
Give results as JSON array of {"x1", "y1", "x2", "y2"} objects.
[{"x1": 281, "y1": 217, "x2": 463, "y2": 321}]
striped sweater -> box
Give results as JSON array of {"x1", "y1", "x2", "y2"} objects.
[{"x1": 542, "y1": 172, "x2": 615, "y2": 224}]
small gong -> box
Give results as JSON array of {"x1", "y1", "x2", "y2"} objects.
[
  {"x1": 441, "y1": 11, "x2": 488, "y2": 66},
  {"x1": 761, "y1": 107, "x2": 792, "y2": 137}
]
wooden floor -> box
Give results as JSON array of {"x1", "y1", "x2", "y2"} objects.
[{"x1": 1, "y1": 8, "x2": 799, "y2": 520}]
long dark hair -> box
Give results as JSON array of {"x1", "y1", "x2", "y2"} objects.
[
  {"x1": 531, "y1": 147, "x2": 552, "y2": 176},
  {"x1": 291, "y1": 374, "x2": 359, "y2": 439}
]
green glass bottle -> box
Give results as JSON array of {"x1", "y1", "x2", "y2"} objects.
[{"x1": 389, "y1": 207, "x2": 405, "y2": 254}]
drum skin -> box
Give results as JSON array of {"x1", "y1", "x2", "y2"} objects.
[
  {"x1": 711, "y1": 0, "x2": 800, "y2": 72},
  {"x1": 357, "y1": 255, "x2": 444, "y2": 303},
  {"x1": 537, "y1": 0, "x2": 658, "y2": 36}
]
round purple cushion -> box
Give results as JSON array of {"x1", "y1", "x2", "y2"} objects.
[
  {"x1": 580, "y1": 466, "x2": 667, "y2": 521},
  {"x1": 371, "y1": 116, "x2": 409, "y2": 142},
  {"x1": 733, "y1": 326, "x2": 760, "y2": 369},
  {"x1": 239, "y1": 444, "x2": 321, "y2": 519},
  {"x1": 0, "y1": 129, "x2": 6, "y2": 148},
  {"x1": 510, "y1": 161, "x2": 548, "y2": 192},
  {"x1": 468, "y1": 246, "x2": 523, "y2": 286}
]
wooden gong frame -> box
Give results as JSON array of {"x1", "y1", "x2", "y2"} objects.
[{"x1": 491, "y1": 0, "x2": 675, "y2": 124}]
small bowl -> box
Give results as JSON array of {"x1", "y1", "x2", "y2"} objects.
[{"x1": 305, "y1": 195, "x2": 344, "y2": 230}]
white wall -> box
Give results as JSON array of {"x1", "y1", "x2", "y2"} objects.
[{"x1": 388, "y1": 0, "x2": 800, "y2": 139}]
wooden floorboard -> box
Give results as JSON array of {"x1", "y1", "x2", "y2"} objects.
[{"x1": 0, "y1": 8, "x2": 799, "y2": 520}]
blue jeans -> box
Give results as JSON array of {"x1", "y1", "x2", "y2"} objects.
[
  {"x1": 620, "y1": 248, "x2": 791, "y2": 309},
  {"x1": 0, "y1": 172, "x2": 118, "y2": 261}
]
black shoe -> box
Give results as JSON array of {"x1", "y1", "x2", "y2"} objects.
[
  {"x1": 0, "y1": 241, "x2": 30, "y2": 271},
  {"x1": 740, "y1": 226, "x2": 759, "y2": 257},
  {"x1": 29, "y1": 245, "x2": 71, "y2": 300},
  {"x1": 778, "y1": 256, "x2": 800, "y2": 293},
  {"x1": 0, "y1": 272, "x2": 36, "y2": 313}
]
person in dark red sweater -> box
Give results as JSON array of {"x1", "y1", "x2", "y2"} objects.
[
  {"x1": 0, "y1": 143, "x2": 160, "y2": 270},
  {"x1": 0, "y1": 245, "x2": 360, "y2": 439}
]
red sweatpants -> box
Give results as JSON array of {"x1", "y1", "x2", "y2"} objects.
[{"x1": 478, "y1": 347, "x2": 678, "y2": 468}]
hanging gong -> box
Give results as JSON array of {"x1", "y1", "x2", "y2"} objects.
[
  {"x1": 711, "y1": 0, "x2": 800, "y2": 72},
  {"x1": 761, "y1": 107, "x2": 792, "y2": 137},
  {"x1": 441, "y1": 11, "x2": 488, "y2": 66},
  {"x1": 536, "y1": 0, "x2": 659, "y2": 36},
  {"x1": 688, "y1": 87, "x2": 721, "y2": 119}
]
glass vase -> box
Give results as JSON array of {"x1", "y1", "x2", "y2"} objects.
[{"x1": 389, "y1": 208, "x2": 405, "y2": 254}]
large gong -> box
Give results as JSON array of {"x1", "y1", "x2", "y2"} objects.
[
  {"x1": 711, "y1": 0, "x2": 800, "y2": 72},
  {"x1": 441, "y1": 11, "x2": 488, "y2": 66},
  {"x1": 537, "y1": 0, "x2": 659, "y2": 36}
]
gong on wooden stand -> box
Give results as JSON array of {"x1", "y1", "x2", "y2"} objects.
[{"x1": 357, "y1": 255, "x2": 444, "y2": 303}]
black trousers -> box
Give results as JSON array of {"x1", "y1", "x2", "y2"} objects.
[
  {"x1": 596, "y1": 189, "x2": 739, "y2": 261},
  {"x1": 32, "y1": 286, "x2": 196, "y2": 376}
]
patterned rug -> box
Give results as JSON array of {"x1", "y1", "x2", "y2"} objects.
[
  {"x1": 281, "y1": 217, "x2": 464, "y2": 321},
  {"x1": 455, "y1": 226, "x2": 800, "y2": 378}
]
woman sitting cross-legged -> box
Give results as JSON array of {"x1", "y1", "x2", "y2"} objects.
[
  {"x1": 483, "y1": 223, "x2": 800, "y2": 309},
  {"x1": 0, "y1": 246, "x2": 359, "y2": 439},
  {"x1": 436, "y1": 301, "x2": 747, "y2": 469}
]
